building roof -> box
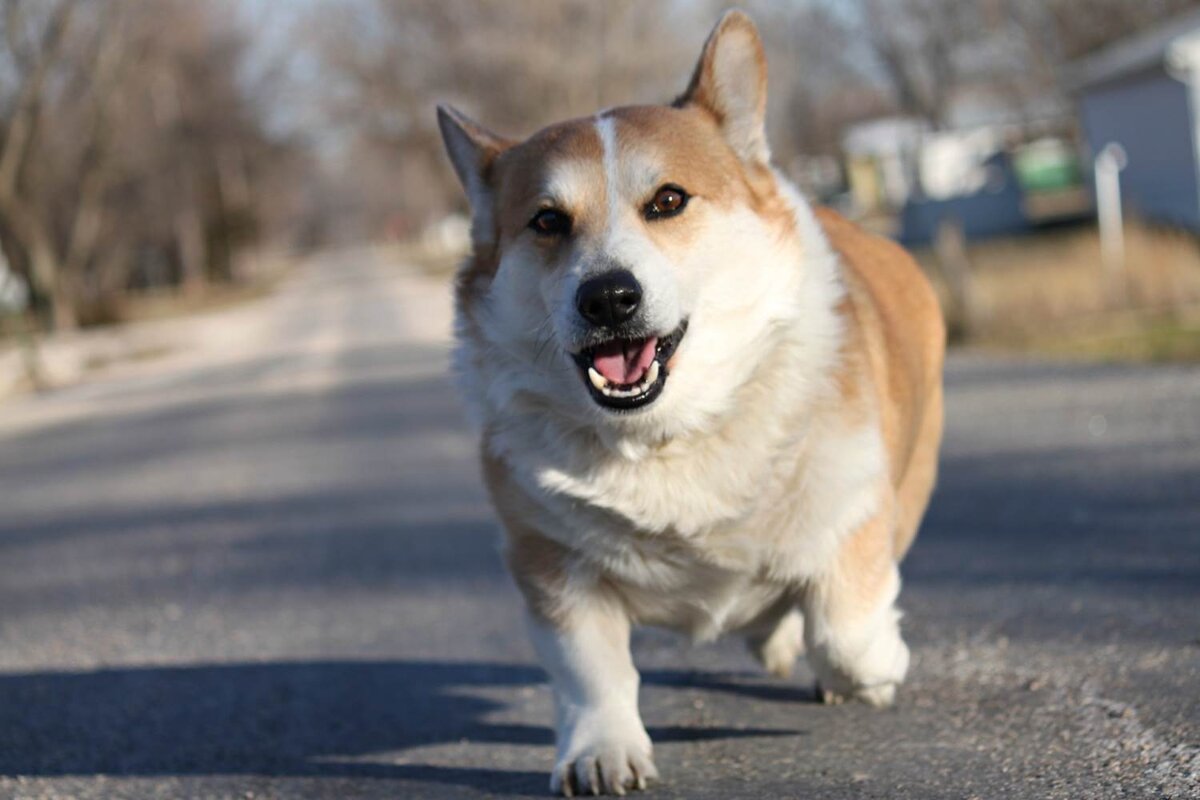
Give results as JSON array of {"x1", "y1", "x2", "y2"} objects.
[{"x1": 1069, "y1": 7, "x2": 1200, "y2": 89}]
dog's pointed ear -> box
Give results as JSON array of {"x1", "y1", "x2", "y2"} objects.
[
  {"x1": 676, "y1": 11, "x2": 769, "y2": 166},
  {"x1": 437, "y1": 105, "x2": 511, "y2": 210}
]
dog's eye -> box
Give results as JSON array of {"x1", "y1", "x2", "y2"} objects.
[
  {"x1": 529, "y1": 209, "x2": 572, "y2": 237},
  {"x1": 645, "y1": 185, "x2": 689, "y2": 220}
]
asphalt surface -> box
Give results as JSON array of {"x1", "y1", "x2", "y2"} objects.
[{"x1": 1, "y1": 252, "x2": 1198, "y2": 799}]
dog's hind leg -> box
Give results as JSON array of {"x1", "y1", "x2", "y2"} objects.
[
  {"x1": 743, "y1": 602, "x2": 805, "y2": 679},
  {"x1": 801, "y1": 495, "x2": 909, "y2": 707}
]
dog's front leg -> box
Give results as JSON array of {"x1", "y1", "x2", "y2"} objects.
[
  {"x1": 527, "y1": 600, "x2": 656, "y2": 796},
  {"x1": 801, "y1": 504, "x2": 910, "y2": 708}
]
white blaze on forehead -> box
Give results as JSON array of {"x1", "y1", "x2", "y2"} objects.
[
  {"x1": 592, "y1": 113, "x2": 681, "y2": 333},
  {"x1": 596, "y1": 115, "x2": 620, "y2": 228},
  {"x1": 595, "y1": 114, "x2": 663, "y2": 226}
]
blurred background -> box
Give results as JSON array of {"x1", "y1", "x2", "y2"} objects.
[
  {"x1": 1, "y1": 3, "x2": 1198, "y2": 798},
  {"x1": 2, "y1": 0, "x2": 1200, "y2": 394}
]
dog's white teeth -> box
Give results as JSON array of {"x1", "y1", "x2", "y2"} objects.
[
  {"x1": 588, "y1": 367, "x2": 608, "y2": 391},
  {"x1": 587, "y1": 359, "x2": 662, "y2": 400}
]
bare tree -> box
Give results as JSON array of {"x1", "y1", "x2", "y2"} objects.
[
  {"x1": 856, "y1": 0, "x2": 986, "y2": 130},
  {"x1": 307, "y1": 0, "x2": 706, "y2": 237},
  {"x1": 1036, "y1": 0, "x2": 1200, "y2": 59},
  {"x1": 859, "y1": 0, "x2": 1200, "y2": 131},
  {"x1": 306, "y1": 0, "x2": 885, "y2": 235},
  {"x1": 0, "y1": 0, "x2": 311, "y2": 331},
  {"x1": 0, "y1": 1, "x2": 79, "y2": 328}
]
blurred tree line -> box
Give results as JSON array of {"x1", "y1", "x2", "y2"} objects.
[
  {"x1": 0, "y1": 0, "x2": 310, "y2": 331},
  {"x1": 307, "y1": 0, "x2": 1200, "y2": 242},
  {"x1": 306, "y1": 0, "x2": 887, "y2": 239}
]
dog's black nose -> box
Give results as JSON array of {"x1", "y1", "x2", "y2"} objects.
[{"x1": 576, "y1": 271, "x2": 642, "y2": 328}]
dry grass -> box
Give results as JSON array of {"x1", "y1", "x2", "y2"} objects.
[
  {"x1": 914, "y1": 220, "x2": 1200, "y2": 361},
  {"x1": 114, "y1": 280, "x2": 280, "y2": 325},
  {"x1": 385, "y1": 241, "x2": 464, "y2": 279},
  {"x1": 1, "y1": 250, "x2": 293, "y2": 338},
  {"x1": 1033, "y1": 315, "x2": 1200, "y2": 361},
  {"x1": 0, "y1": 252, "x2": 296, "y2": 400}
]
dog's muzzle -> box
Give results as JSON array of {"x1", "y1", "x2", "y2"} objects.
[{"x1": 570, "y1": 321, "x2": 688, "y2": 412}]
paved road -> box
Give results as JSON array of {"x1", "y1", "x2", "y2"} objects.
[{"x1": 1, "y1": 253, "x2": 1198, "y2": 799}]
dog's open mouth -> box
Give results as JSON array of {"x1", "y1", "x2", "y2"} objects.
[{"x1": 571, "y1": 322, "x2": 688, "y2": 411}]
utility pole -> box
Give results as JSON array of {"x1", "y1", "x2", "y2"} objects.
[{"x1": 1095, "y1": 142, "x2": 1128, "y2": 298}]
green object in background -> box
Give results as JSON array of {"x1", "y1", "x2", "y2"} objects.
[{"x1": 1014, "y1": 139, "x2": 1083, "y2": 192}]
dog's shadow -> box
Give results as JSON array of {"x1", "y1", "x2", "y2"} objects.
[{"x1": 0, "y1": 660, "x2": 805, "y2": 794}]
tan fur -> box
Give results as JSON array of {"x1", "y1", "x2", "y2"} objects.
[
  {"x1": 814, "y1": 492, "x2": 898, "y2": 622},
  {"x1": 675, "y1": 11, "x2": 771, "y2": 166},
  {"x1": 493, "y1": 119, "x2": 606, "y2": 240},
  {"x1": 454, "y1": 118, "x2": 603, "y2": 319},
  {"x1": 483, "y1": 447, "x2": 574, "y2": 625},
  {"x1": 676, "y1": 12, "x2": 767, "y2": 120},
  {"x1": 817, "y1": 207, "x2": 945, "y2": 558}
]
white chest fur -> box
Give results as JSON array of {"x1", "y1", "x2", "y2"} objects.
[{"x1": 485, "y1": 369, "x2": 887, "y2": 639}]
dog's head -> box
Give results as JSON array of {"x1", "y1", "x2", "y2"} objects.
[{"x1": 440, "y1": 12, "x2": 813, "y2": 436}]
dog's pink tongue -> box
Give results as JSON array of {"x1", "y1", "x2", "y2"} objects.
[{"x1": 592, "y1": 337, "x2": 658, "y2": 385}]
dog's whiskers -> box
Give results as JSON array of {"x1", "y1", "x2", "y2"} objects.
[{"x1": 531, "y1": 318, "x2": 560, "y2": 370}]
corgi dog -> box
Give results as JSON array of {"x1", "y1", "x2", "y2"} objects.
[{"x1": 437, "y1": 10, "x2": 944, "y2": 796}]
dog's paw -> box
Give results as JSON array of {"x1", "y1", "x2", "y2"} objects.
[
  {"x1": 811, "y1": 617, "x2": 908, "y2": 708},
  {"x1": 550, "y1": 713, "x2": 657, "y2": 796},
  {"x1": 751, "y1": 609, "x2": 805, "y2": 678},
  {"x1": 817, "y1": 680, "x2": 897, "y2": 708}
]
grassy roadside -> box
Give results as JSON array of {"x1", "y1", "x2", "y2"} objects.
[
  {"x1": 1008, "y1": 313, "x2": 1200, "y2": 362},
  {"x1": 1, "y1": 252, "x2": 292, "y2": 339},
  {"x1": 383, "y1": 241, "x2": 462, "y2": 280},
  {"x1": 107, "y1": 280, "x2": 281, "y2": 326},
  {"x1": 915, "y1": 220, "x2": 1200, "y2": 363},
  {"x1": 0, "y1": 253, "x2": 295, "y2": 399}
]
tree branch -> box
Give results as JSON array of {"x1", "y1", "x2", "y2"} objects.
[{"x1": 0, "y1": 1, "x2": 74, "y2": 198}]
